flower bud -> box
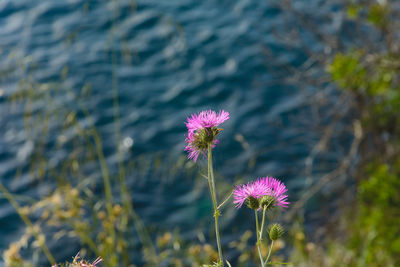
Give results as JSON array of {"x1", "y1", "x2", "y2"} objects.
[
  {"x1": 245, "y1": 196, "x2": 260, "y2": 210},
  {"x1": 113, "y1": 204, "x2": 122, "y2": 217},
  {"x1": 259, "y1": 195, "x2": 276, "y2": 210},
  {"x1": 268, "y1": 224, "x2": 284, "y2": 241}
]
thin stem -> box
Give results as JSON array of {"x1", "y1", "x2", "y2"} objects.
[
  {"x1": 255, "y1": 210, "x2": 260, "y2": 236},
  {"x1": 265, "y1": 240, "x2": 275, "y2": 265},
  {"x1": 257, "y1": 245, "x2": 265, "y2": 267},
  {"x1": 110, "y1": 1, "x2": 158, "y2": 265},
  {"x1": 67, "y1": 87, "x2": 158, "y2": 264},
  {"x1": 259, "y1": 206, "x2": 267, "y2": 241},
  {"x1": 217, "y1": 191, "x2": 233, "y2": 210},
  {"x1": 92, "y1": 131, "x2": 114, "y2": 218},
  {"x1": 0, "y1": 182, "x2": 56, "y2": 265},
  {"x1": 208, "y1": 144, "x2": 224, "y2": 266},
  {"x1": 111, "y1": 0, "x2": 130, "y2": 229},
  {"x1": 255, "y1": 210, "x2": 266, "y2": 267}
]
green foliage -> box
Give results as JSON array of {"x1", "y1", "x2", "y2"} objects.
[
  {"x1": 367, "y1": 3, "x2": 389, "y2": 28},
  {"x1": 347, "y1": 3, "x2": 362, "y2": 19},
  {"x1": 346, "y1": 1, "x2": 390, "y2": 29},
  {"x1": 315, "y1": 1, "x2": 400, "y2": 266},
  {"x1": 327, "y1": 44, "x2": 400, "y2": 267},
  {"x1": 328, "y1": 51, "x2": 366, "y2": 90},
  {"x1": 329, "y1": 50, "x2": 400, "y2": 133},
  {"x1": 348, "y1": 162, "x2": 400, "y2": 266}
]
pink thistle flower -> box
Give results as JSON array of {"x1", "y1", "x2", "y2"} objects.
[
  {"x1": 233, "y1": 181, "x2": 269, "y2": 209},
  {"x1": 81, "y1": 256, "x2": 102, "y2": 267},
  {"x1": 52, "y1": 252, "x2": 103, "y2": 267},
  {"x1": 233, "y1": 177, "x2": 289, "y2": 210},
  {"x1": 185, "y1": 110, "x2": 230, "y2": 133},
  {"x1": 184, "y1": 110, "x2": 229, "y2": 162},
  {"x1": 254, "y1": 177, "x2": 289, "y2": 209}
]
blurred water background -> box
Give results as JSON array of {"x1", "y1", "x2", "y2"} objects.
[{"x1": 0, "y1": 0, "x2": 355, "y2": 265}]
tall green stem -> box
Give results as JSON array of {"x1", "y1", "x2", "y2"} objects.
[
  {"x1": 262, "y1": 205, "x2": 275, "y2": 265},
  {"x1": 255, "y1": 210, "x2": 266, "y2": 267},
  {"x1": 259, "y1": 206, "x2": 267, "y2": 240},
  {"x1": 207, "y1": 144, "x2": 224, "y2": 266},
  {"x1": 265, "y1": 240, "x2": 275, "y2": 265}
]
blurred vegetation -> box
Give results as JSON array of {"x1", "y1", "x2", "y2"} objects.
[
  {"x1": 292, "y1": 0, "x2": 400, "y2": 266},
  {"x1": 1, "y1": 52, "x2": 275, "y2": 266},
  {"x1": 0, "y1": 51, "x2": 237, "y2": 266}
]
